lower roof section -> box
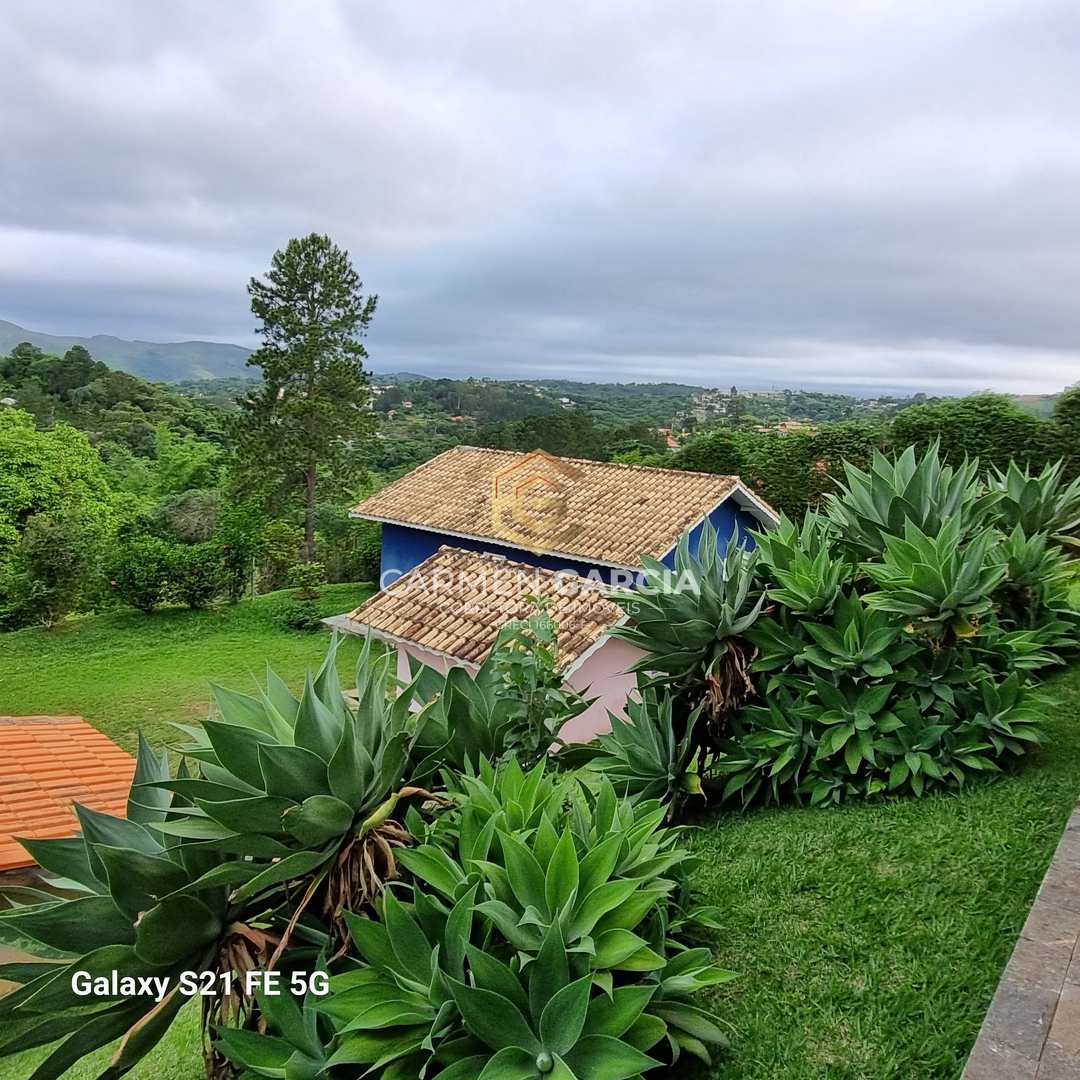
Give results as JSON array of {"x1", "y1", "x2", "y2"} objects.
[
  {"x1": 0, "y1": 716, "x2": 134, "y2": 872},
  {"x1": 334, "y1": 544, "x2": 624, "y2": 669}
]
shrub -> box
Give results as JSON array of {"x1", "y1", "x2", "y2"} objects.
[
  {"x1": 0, "y1": 508, "x2": 107, "y2": 627},
  {"x1": 275, "y1": 597, "x2": 326, "y2": 631},
  {"x1": 607, "y1": 441, "x2": 1078, "y2": 812},
  {"x1": 287, "y1": 559, "x2": 326, "y2": 598},
  {"x1": 108, "y1": 534, "x2": 173, "y2": 612},
  {"x1": 167, "y1": 540, "x2": 224, "y2": 608}
]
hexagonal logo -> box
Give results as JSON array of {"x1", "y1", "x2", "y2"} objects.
[{"x1": 490, "y1": 450, "x2": 586, "y2": 553}]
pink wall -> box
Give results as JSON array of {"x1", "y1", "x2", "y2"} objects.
[
  {"x1": 393, "y1": 641, "x2": 464, "y2": 683},
  {"x1": 562, "y1": 637, "x2": 648, "y2": 743},
  {"x1": 387, "y1": 634, "x2": 646, "y2": 745}
]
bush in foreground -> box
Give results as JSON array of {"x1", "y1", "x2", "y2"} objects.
[
  {"x1": 603, "y1": 441, "x2": 1078, "y2": 808},
  {"x1": 0, "y1": 635, "x2": 729, "y2": 1080}
]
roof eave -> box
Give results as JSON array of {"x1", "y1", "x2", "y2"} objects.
[
  {"x1": 345, "y1": 512, "x2": 646, "y2": 573},
  {"x1": 322, "y1": 613, "x2": 483, "y2": 670}
]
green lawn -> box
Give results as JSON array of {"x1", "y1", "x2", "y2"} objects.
[
  {"x1": 1, "y1": 599, "x2": 1079, "y2": 1079},
  {"x1": 0, "y1": 583, "x2": 374, "y2": 753},
  {"x1": 693, "y1": 663, "x2": 1080, "y2": 1079}
]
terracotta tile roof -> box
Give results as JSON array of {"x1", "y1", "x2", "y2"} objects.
[
  {"x1": 0, "y1": 717, "x2": 135, "y2": 873},
  {"x1": 350, "y1": 446, "x2": 774, "y2": 567},
  {"x1": 342, "y1": 545, "x2": 624, "y2": 667}
]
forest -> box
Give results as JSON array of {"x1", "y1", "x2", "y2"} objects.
[{"x1": 2, "y1": 314, "x2": 1077, "y2": 631}]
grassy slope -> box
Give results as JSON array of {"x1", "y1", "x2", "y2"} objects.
[
  {"x1": 0, "y1": 583, "x2": 374, "y2": 753},
  {"x1": 1, "y1": 601, "x2": 1077, "y2": 1079},
  {"x1": 694, "y1": 663, "x2": 1080, "y2": 1080}
]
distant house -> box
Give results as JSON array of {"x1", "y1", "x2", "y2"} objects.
[
  {"x1": 329, "y1": 446, "x2": 777, "y2": 741},
  {"x1": 345, "y1": 446, "x2": 776, "y2": 587}
]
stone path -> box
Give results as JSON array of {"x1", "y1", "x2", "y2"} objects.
[{"x1": 962, "y1": 802, "x2": 1080, "y2": 1079}]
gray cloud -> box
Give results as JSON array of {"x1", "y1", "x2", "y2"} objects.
[{"x1": 1, "y1": 0, "x2": 1079, "y2": 393}]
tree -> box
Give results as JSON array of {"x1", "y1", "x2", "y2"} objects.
[
  {"x1": 2, "y1": 508, "x2": 107, "y2": 628},
  {"x1": 234, "y1": 234, "x2": 378, "y2": 561},
  {"x1": 889, "y1": 394, "x2": 1055, "y2": 471},
  {"x1": 0, "y1": 408, "x2": 113, "y2": 556},
  {"x1": 1053, "y1": 385, "x2": 1080, "y2": 480}
]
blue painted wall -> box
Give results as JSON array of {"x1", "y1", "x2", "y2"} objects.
[
  {"x1": 660, "y1": 501, "x2": 760, "y2": 568},
  {"x1": 378, "y1": 522, "x2": 633, "y2": 587},
  {"x1": 377, "y1": 494, "x2": 762, "y2": 589}
]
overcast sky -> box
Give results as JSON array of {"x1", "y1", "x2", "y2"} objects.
[{"x1": 2, "y1": 1, "x2": 1079, "y2": 394}]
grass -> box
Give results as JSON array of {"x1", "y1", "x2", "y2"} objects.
[
  {"x1": 1, "y1": 600, "x2": 1078, "y2": 1079},
  {"x1": 692, "y1": 662, "x2": 1080, "y2": 1079},
  {"x1": 0, "y1": 583, "x2": 375, "y2": 754}
]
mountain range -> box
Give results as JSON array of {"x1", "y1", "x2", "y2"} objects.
[{"x1": 0, "y1": 319, "x2": 253, "y2": 381}]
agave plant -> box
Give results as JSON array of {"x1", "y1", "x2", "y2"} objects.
[
  {"x1": 609, "y1": 518, "x2": 766, "y2": 748},
  {"x1": 161, "y1": 635, "x2": 437, "y2": 952},
  {"x1": 570, "y1": 682, "x2": 704, "y2": 813},
  {"x1": 988, "y1": 458, "x2": 1080, "y2": 537},
  {"x1": 0, "y1": 738, "x2": 267, "y2": 1080},
  {"x1": 215, "y1": 984, "x2": 332, "y2": 1080},
  {"x1": 798, "y1": 593, "x2": 920, "y2": 681},
  {"x1": 825, "y1": 441, "x2": 1001, "y2": 557},
  {"x1": 751, "y1": 510, "x2": 836, "y2": 576},
  {"x1": 995, "y1": 524, "x2": 1076, "y2": 628},
  {"x1": 753, "y1": 511, "x2": 850, "y2": 616},
  {"x1": 217, "y1": 759, "x2": 733, "y2": 1079},
  {"x1": 711, "y1": 691, "x2": 819, "y2": 806},
  {"x1": 862, "y1": 518, "x2": 1006, "y2": 638}
]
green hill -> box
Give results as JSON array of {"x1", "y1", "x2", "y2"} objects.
[{"x1": 0, "y1": 319, "x2": 252, "y2": 381}]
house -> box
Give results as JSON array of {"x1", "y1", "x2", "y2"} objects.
[
  {"x1": 346, "y1": 445, "x2": 777, "y2": 588},
  {"x1": 328, "y1": 446, "x2": 777, "y2": 742},
  {"x1": 0, "y1": 716, "x2": 135, "y2": 878},
  {"x1": 324, "y1": 546, "x2": 642, "y2": 742}
]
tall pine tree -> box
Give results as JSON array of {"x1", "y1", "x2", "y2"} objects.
[{"x1": 235, "y1": 234, "x2": 378, "y2": 561}]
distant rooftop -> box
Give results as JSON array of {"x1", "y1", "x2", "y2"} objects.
[{"x1": 350, "y1": 445, "x2": 775, "y2": 567}]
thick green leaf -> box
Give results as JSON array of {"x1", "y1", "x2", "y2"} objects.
[
  {"x1": 539, "y1": 975, "x2": 592, "y2": 1056},
  {"x1": 395, "y1": 845, "x2": 466, "y2": 899},
  {"x1": 0, "y1": 894, "x2": 133, "y2": 953},
  {"x1": 231, "y1": 848, "x2": 331, "y2": 905},
  {"x1": 564, "y1": 1033, "x2": 661, "y2": 1079},
  {"x1": 282, "y1": 794, "x2": 355, "y2": 846},
  {"x1": 584, "y1": 985, "x2": 654, "y2": 1038},
  {"x1": 545, "y1": 829, "x2": 580, "y2": 916},
  {"x1": 475, "y1": 1046, "x2": 537, "y2": 1079},
  {"x1": 197, "y1": 794, "x2": 296, "y2": 835},
  {"x1": 294, "y1": 671, "x2": 344, "y2": 762},
  {"x1": 17, "y1": 836, "x2": 102, "y2": 894},
  {"x1": 134, "y1": 895, "x2": 221, "y2": 965},
  {"x1": 202, "y1": 719, "x2": 279, "y2": 789},
  {"x1": 529, "y1": 920, "x2": 569, "y2": 1022},
  {"x1": 258, "y1": 743, "x2": 331, "y2": 799},
  {"x1": 94, "y1": 845, "x2": 190, "y2": 919},
  {"x1": 127, "y1": 734, "x2": 171, "y2": 825},
  {"x1": 383, "y1": 887, "x2": 433, "y2": 981},
  {"x1": 216, "y1": 1027, "x2": 294, "y2": 1070},
  {"x1": 447, "y1": 977, "x2": 540, "y2": 1054},
  {"x1": 99, "y1": 988, "x2": 187, "y2": 1079}
]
